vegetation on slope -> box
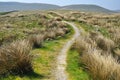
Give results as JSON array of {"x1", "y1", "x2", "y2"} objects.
[
  {"x1": 1, "y1": 33, "x2": 72, "y2": 80},
  {"x1": 0, "y1": 11, "x2": 73, "y2": 80},
  {"x1": 0, "y1": 10, "x2": 120, "y2": 80},
  {"x1": 60, "y1": 11, "x2": 120, "y2": 80},
  {"x1": 72, "y1": 33, "x2": 120, "y2": 80}
]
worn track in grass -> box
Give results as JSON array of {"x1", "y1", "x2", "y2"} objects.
[{"x1": 54, "y1": 22, "x2": 80, "y2": 80}]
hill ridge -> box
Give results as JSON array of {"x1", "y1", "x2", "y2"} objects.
[{"x1": 0, "y1": 2, "x2": 115, "y2": 13}]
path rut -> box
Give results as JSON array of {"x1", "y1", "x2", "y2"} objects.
[{"x1": 54, "y1": 22, "x2": 80, "y2": 80}]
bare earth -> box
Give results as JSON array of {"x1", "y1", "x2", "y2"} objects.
[{"x1": 54, "y1": 22, "x2": 80, "y2": 80}]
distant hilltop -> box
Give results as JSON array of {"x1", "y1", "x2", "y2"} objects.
[
  {"x1": 0, "y1": 2, "x2": 116, "y2": 13},
  {"x1": 114, "y1": 10, "x2": 120, "y2": 13}
]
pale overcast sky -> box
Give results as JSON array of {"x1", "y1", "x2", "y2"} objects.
[{"x1": 0, "y1": 0, "x2": 120, "y2": 10}]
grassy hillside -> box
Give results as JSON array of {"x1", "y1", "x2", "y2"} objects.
[
  {"x1": 114, "y1": 10, "x2": 120, "y2": 13},
  {"x1": 64, "y1": 11, "x2": 120, "y2": 80},
  {"x1": 0, "y1": 11, "x2": 73, "y2": 80},
  {"x1": 0, "y1": 10, "x2": 120, "y2": 80},
  {"x1": 0, "y1": 2, "x2": 115, "y2": 13},
  {"x1": 0, "y1": 2, "x2": 60, "y2": 12},
  {"x1": 61, "y1": 5, "x2": 114, "y2": 13}
]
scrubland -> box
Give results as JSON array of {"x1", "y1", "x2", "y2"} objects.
[
  {"x1": 63, "y1": 11, "x2": 120, "y2": 80},
  {"x1": 0, "y1": 11, "x2": 72, "y2": 79},
  {"x1": 0, "y1": 10, "x2": 120, "y2": 80}
]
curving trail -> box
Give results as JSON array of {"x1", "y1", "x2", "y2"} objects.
[{"x1": 54, "y1": 22, "x2": 80, "y2": 80}]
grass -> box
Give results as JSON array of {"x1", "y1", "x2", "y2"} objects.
[
  {"x1": 0, "y1": 40, "x2": 33, "y2": 75},
  {"x1": 81, "y1": 49, "x2": 120, "y2": 80},
  {"x1": 70, "y1": 22, "x2": 120, "y2": 80},
  {"x1": 97, "y1": 27, "x2": 110, "y2": 38},
  {"x1": 66, "y1": 22, "x2": 91, "y2": 80},
  {"x1": 32, "y1": 40, "x2": 66, "y2": 79},
  {"x1": 64, "y1": 11, "x2": 120, "y2": 80},
  {"x1": 80, "y1": 23, "x2": 94, "y2": 32},
  {"x1": 71, "y1": 23, "x2": 120, "y2": 80},
  {"x1": 1, "y1": 37, "x2": 70, "y2": 80},
  {"x1": 67, "y1": 49, "x2": 91, "y2": 80},
  {"x1": 24, "y1": 32, "x2": 73, "y2": 80},
  {"x1": 1, "y1": 24, "x2": 74, "y2": 80},
  {"x1": 75, "y1": 22, "x2": 110, "y2": 38}
]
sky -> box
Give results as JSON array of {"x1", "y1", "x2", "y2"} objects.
[{"x1": 0, "y1": 0, "x2": 120, "y2": 10}]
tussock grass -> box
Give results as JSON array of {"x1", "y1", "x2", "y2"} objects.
[
  {"x1": 63, "y1": 27, "x2": 70, "y2": 33},
  {"x1": 45, "y1": 31, "x2": 56, "y2": 40},
  {"x1": 27, "y1": 26, "x2": 68, "y2": 48},
  {"x1": 0, "y1": 11, "x2": 72, "y2": 79},
  {"x1": 73, "y1": 32, "x2": 120, "y2": 80},
  {"x1": 55, "y1": 28, "x2": 65, "y2": 37},
  {"x1": 81, "y1": 49, "x2": 120, "y2": 80},
  {"x1": 89, "y1": 31, "x2": 115, "y2": 52},
  {"x1": 73, "y1": 37, "x2": 88, "y2": 54},
  {"x1": 108, "y1": 27, "x2": 120, "y2": 45},
  {"x1": 29, "y1": 34, "x2": 44, "y2": 48},
  {"x1": 62, "y1": 10, "x2": 120, "y2": 80},
  {"x1": 73, "y1": 34, "x2": 96, "y2": 54},
  {"x1": 0, "y1": 40, "x2": 33, "y2": 75},
  {"x1": 0, "y1": 21, "x2": 70, "y2": 77},
  {"x1": 96, "y1": 36, "x2": 115, "y2": 52}
]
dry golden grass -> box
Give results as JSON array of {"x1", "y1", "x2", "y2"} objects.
[
  {"x1": 0, "y1": 40, "x2": 33, "y2": 75},
  {"x1": 73, "y1": 32, "x2": 120, "y2": 80},
  {"x1": 73, "y1": 37, "x2": 89, "y2": 54},
  {"x1": 28, "y1": 34, "x2": 45, "y2": 48},
  {"x1": 0, "y1": 22, "x2": 69, "y2": 76},
  {"x1": 89, "y1": 31, "x2": 115, "y2": 52},
  {"x1": 61, "y1": 10, "x2": 120, "y2": 80},
  {"x1": 44, "y1": 30, "x2": 56, "y2": 40},
  {"x1": 55, "y1": 28, "x2": 65, "y2": 36},
  {"x1": 81, "y1": 49, "x2": 120, "y2": 80},
  {"x1": 96, "y1": 36, "x2": 115, "y2": 52},
  {"x1": 109, "y1": 27, "x2": 120, "y2": 45}
]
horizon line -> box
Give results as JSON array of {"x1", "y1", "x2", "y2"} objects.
[{"x1": 0, "y1": 1, "x2": 116, "y2": 10}]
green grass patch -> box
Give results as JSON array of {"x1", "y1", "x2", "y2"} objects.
[{"x1": 67, "y1": 49, "x2": 91, "y2": 80}]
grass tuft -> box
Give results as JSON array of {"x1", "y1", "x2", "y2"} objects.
[{"x1": 0, "y1": 40, "x2": 33, "y2": 75}]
